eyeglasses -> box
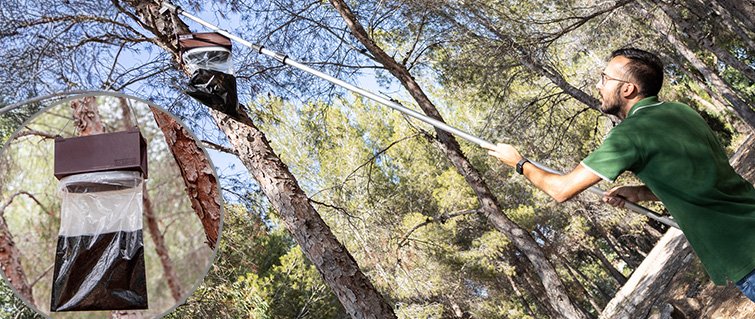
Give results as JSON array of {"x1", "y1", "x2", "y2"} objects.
[{"x1": 600, "y1": 72, "x2": 631, "y2": 86}]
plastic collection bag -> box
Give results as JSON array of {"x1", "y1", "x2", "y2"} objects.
[
  {"x1": 183, "y1": 46, "x2": 239, "y2": 117},
  {"x1": 182, "y1": 47, "x2": 234, "y2": 75},
  {"x1": 50, "y1": 170, "x2": 148, "y2": 312}
]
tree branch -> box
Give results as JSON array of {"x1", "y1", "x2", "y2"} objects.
[
  {"x1": 13, "y1": 129, "x2": 57, "y2": 140},
  {"x1": 201, "y1": 140, "x2": 238, "y2": 156},
  {"x1": 398, "y1": 209, "x2": 481, "y2": 248},
  {"x1": 0, "y1": 191, "x2": 52, "y2": 219}
]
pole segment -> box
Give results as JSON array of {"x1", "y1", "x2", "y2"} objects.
[{"x1": 160, "y1": 2, "x2": 679, "y2": 229}]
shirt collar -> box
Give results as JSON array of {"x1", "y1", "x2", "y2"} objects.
[{"x1": 627, "y1": 96, "x2": 662, "y2": 118}]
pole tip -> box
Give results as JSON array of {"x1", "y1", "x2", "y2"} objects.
[{"x1": 159, "y1": 2, "x2": 179, "y2": 14}]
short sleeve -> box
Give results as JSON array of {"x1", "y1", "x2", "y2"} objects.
[{"x1": 581, "y1": 130, "x2": 639, "y2": 182}]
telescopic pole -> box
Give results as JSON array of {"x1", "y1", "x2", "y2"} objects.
[{"x1": 160, "y1": 2, "x2": 679, "y2": 229}]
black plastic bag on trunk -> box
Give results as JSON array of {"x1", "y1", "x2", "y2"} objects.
[
  {"x1": 179, "y1": 33, "x2": 239, "y2": 118},
  {"x1": 185, "y1": 68, "x2": 239, "y2": 118},
  {"x1": 50, "y1": 171, "x2": 148, "y2": 311}
]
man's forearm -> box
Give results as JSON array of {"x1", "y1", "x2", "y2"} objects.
[{"x1": 522, "y1": 162, "x2": 603, "y2": 203}]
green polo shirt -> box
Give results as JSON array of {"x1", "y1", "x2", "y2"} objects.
[{"x1": 582, "y1": 96, "x2": 755, "y2": 285}]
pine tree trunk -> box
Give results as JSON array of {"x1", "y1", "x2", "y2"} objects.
[
  {"x1": 504, "y1": 273, "x2": 536, "y2": 317},
  {"x1": 598, "y1": 228, "x2": 692, "y2": 319},
  {"x1": 714, "y1": 0, "x2": 755, "y2": 35},
  {"x1": 121, "y1": 2, "x2": 397, "y2": 318},
  {"x1": 210, "y1": 110, "x2": 396, "y2": 319},
  {"x1": 150, "y1": 107, "x2": 221, "y2": 249},
  {"x1": 687, "y1": 0, "x2": 755, "y2": 54},
  {"x1": 328, "y1": 1, "x2": 587, "y2": 317}
]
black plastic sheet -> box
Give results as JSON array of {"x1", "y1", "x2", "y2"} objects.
[
  {"x1": 185, "y1": 68, "x2": 239, "y2": 118},
  {"x1": 51, "y1": 231, "x2": 147, "y2": 311},
  {"x1": 50, "y1": 171, "x2": 148, "y2": 312}
]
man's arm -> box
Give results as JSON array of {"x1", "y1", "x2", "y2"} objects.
[{"x1": 485, "y1": 143, "x2": 602, "y2": 203}]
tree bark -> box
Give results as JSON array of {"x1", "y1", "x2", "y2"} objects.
[
  {"x1": 210, "y1": 110, "x2": 396, "y2": 319},
  {"x1": 588, "y1": 246, "x2": 627, "y2": 286},
  {"x1": 328, "y1": 1, "x2": 587, "y2": 317},
  {"x1": 598, "y1": 228, "x2": 693, "y2": 319},
  {"x1": 150, "y1": 107, "x2": 221, "y2": 249},
  {"x1": 121, "y1": 2, "x2": 397, "y2": 318},
  {"x1": 714, "y1": 0, "x2": 755, "y2": 35},
  {"x1": 504, "y1": 272, "x2": 537, "y2": 318},
  {"x1": 71, "y1": 96, "x2": 104, "y2": 135}
]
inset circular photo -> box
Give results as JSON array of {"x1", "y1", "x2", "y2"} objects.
[{"x1": 0, "y1": 92, "x2": 222, "y2": 318}]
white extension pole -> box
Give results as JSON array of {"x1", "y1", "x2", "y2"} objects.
[{"x1": 160, "y1": 2, "x2": 679, "y2": 229}]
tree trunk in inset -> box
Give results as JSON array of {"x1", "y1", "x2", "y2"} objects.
[
  {"x1": 143, "y1": 189, "x2": 182, "y2": 302},
  {"x1": 150, "y1": 107, "x2": 221, "y2": 249}
]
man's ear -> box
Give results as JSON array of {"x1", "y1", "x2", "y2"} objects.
[{"x1": 621, "y1": 82, "x2": 639, "y2": 98}]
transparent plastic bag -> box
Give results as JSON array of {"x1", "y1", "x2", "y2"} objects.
[
  {"x1": 50, "y1": 170, "x2": 148, "y2": 312},
  {"x1": 182, "y1": 47, "x2": 234, "y2": 75}
]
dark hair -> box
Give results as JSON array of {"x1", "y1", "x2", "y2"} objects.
[{"x1": 610, "y1": 48, "x2": 664, "y2": 97}]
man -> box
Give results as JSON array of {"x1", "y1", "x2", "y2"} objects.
[{"x1": 485, "y1": 48, "x2": 755, "y2": 302}]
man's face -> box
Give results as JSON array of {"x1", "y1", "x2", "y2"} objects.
[{"x1": 596, "y1": 57, "x2": 631, "y2": 118}]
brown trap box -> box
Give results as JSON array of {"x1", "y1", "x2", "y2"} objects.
[
  {"x1": 177, "y1": 32, "x2": 232, "y2": 53},
  {"x1": 54, "y1": 127, "x2": 148, "y2": 180}
]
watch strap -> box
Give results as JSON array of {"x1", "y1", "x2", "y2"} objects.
[{"x1": 516, "y1": 158, "x2": 530, "y2": 175}]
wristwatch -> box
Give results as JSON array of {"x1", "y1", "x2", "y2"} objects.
[{"x1": 516, "y1": 158, "x2": 530, "y2": 175}]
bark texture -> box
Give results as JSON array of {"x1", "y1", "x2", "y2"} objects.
[
  {"x1": 121, "y1": 2, "x2": 397, "y2": 318},
  {"x1": 328, "y1": 1, "x2": 586, "y2": 317},
  {"x1": 213, "y1": 111, "x2": 396, "y2": 319},
  {"x1": 599, "y1": 227, "x2": 693, "y2": 318},
  {"x1": 658, "y1": 1, "x2": 755, "y2": 84},
  {"x1": 151, "y1": 107, "x2": 221, "y2": 249}
]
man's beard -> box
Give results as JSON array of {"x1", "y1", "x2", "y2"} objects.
[{"x1": 600, "y1": 87, "x2": 625, "y2": 118}]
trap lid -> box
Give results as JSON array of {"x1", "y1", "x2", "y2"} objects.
[
  {"x1": 178, "y1": 32, "x2": 232, "y2": 53},
  {"x1": 54, "y1": 127, "x2": 148, "y2": 179}
]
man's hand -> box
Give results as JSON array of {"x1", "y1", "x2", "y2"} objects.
[
  {"x1": 484, "y1": 143, "x2": 524, "y2": 168},
  {"x1": 603, "y1": 185, "x2": 659, "y2": 208}
]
